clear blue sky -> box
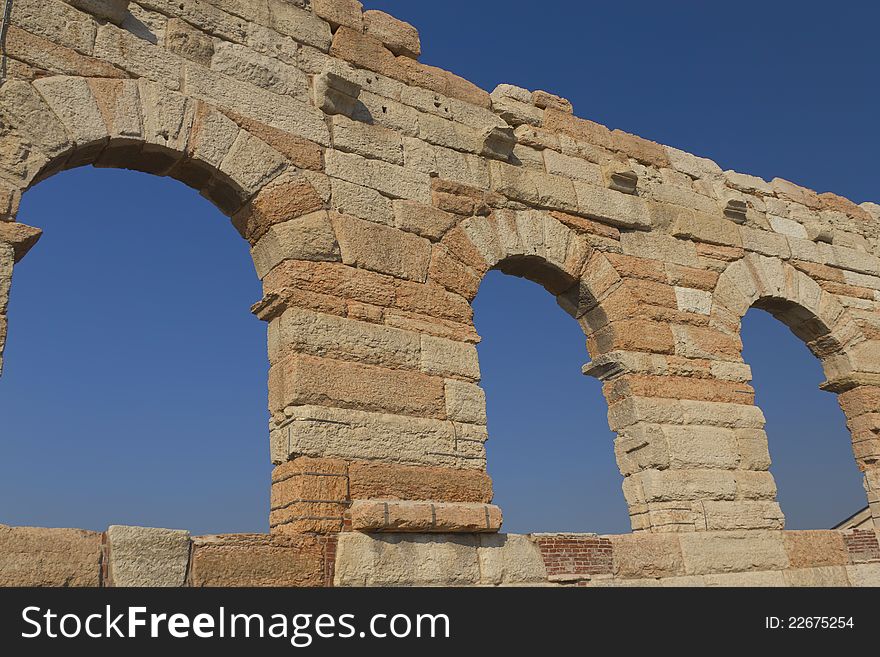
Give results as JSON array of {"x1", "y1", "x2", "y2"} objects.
[{"x1": 0, "y1": 1, "x2": 874, "y2": 534}]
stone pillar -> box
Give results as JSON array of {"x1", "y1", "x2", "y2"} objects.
[
  {"x1": 837, "y1": 384, "x2": 880, "y2": 530},
  {"x1": 579, "y1": 264, "x2": 784, "y2": 534}
]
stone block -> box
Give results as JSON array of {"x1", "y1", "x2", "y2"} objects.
[
  {"x1": 330, "y1": 114, "x2": 403, "y2": 164},
  {"x1": 107, "y1": 525, "x2": 190, "y2": 587},
  {"x1": 846, "y1": 563, "x2": 880, "y2": 586},
  {"x1": 331, "y1": 178, "x2": 394, "y2": 226},
  {"x1": 165, "y1": 17, "x2": 213, "y2": 65},
  {"x1": 333, "y1": 532, "x2": 481, "y2": 586},
  {"x1": 325, "y1": 149, "x2": 431, "y2": 203},
  {"x1": 332, "y1": 213, "x2": 432, "y2": 281},
  {"x1": 363, "y1": 10, "x2": 420, "y2": 58},
  {"x1": 270, "y1": 352, "x2": 446, "y2": 418},
  {"x1": 349, "y1": 500, "x2": 501, "y2": 532},
  {"x1": 347, "y1": 461, "x2": 493, "y2": 503},
  {"x1": 251, "y1": 211, "x2": 341, "y2": 277},
  {"x1": 421, "y1": 335, "x2": 481, "y2": 381},
  {"x1": 0, "y1": 526, "x2": 101, "y2": 586},
  {"x1": 783, "y1": 566, "x2": 851, "y2": 587},
  {"x1": 477, "y1": 534, "x2": 548, "y2": 585},
  {"x1": 445, "y1": 379, "x2": 487, "y2": 424},
  {"x1": 33, "y1": 76, "x2": 106, "y2": 151},
  {"x1": 679, "y1": 531, "x2": 789, "y2": 575},
  {"x1": 783, "y1": 530, "x2": 849, "y2": 568},
  {"x1": 312, "y1": 0, "x2": 362, "y2": 30},
  {"x1": 189, "y1": 534, "x2": 324, "y2": 587},
  {"x1": 609, "y1": 533, "x2": 685, "y2": 579}
]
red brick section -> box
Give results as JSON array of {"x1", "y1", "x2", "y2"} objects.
[
  {"x1": 533, "y1": 534, "x2": 613, "y2": 580},
  {"x1": 321, "y1": 535, "x2": 339, "y2": 587},
  {"x1": 843, "y1": 529, "x2": 880, "y2": 563}
]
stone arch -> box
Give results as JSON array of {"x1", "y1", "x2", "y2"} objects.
[
  {"x1": 712, "y1": 253, "x2": 880, "y2": 529},
  {"x1": 0, "y1": 75, "x2": 333, "y2": 370}
]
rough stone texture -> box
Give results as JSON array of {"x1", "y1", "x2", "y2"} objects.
[
  {"x1": 189, "y1": 534, "x2": 325, "y2": 587},
  {"x1": 0, "y1": 526, "x2": 101, "y2": 586},
  {"x1": 107, "y1": 525, "x2": 190, "y2": 587},
  {"x1": 2, "y1": 0, "x2": 880, "y2": 588}
]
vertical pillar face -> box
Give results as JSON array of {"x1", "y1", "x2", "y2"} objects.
[{"x1": 837, "y1": 385, "x2": 880, "y2": 529}]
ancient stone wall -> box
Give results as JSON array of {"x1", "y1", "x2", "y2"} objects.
[{"x1": 0, "y1": 0, "x2": 878, "y2": 586}]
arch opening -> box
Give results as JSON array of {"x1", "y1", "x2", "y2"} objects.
[
  {"x1": 0, "y1": 166, "x2": 269, "y2": 534},
  {"x1": 742, "y1": 306, "x2": 866, "y2": 529},
  {"x1": 474, "y1": 267, "x2": 629, "y2": 534}
]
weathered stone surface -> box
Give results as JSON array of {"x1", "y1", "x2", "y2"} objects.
[
  {"x1": 609, "y1": 533, "x2": 684, "y2": 579},
  {"x1": 348, "y1": 461, "x2": 493, "y2": 503},
  {"x1": 64, "y1": 0, "x2": 130, "y2": 26},
  {"x1": 165, "y1": 17, "x2": 214, "y2": 65},
  {"x1": 333, "y1": 213, "x2": 431, "y2": 281},
  {"x1": 334, "y1": 532, "x2": 481, "y2": 586},
  {"x1": 107, "y1": 525, "x2": 190, "y2": 587},
  {"x1": 363, "y1": 10, "x2": 420, "y2": 59},
  {"x1": 251, "y1": 211, "x2": 341, "y2": 277},
  {"x1": 0, "y1": 526, "x2": 100, "y2": 586},
  {"x1": 679, "y1": 531, "x2": 789, "y2": 575},
  {"x1": 783, "y1": 530, "x2": 849, "y2": 568},
  {"x1": 477, "y1": 534, "x2": 548, "y2": 585},
  {"x1": 350, "y1": 500, "x2": 501, "y2": 532},
  {"x1": 190, "y1": 534, "x2": 325, "y2": 587}
]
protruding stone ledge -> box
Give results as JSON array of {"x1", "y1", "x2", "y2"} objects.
[
  {"x1": 312, "y1": 65, "x2": 362, "y2": 117},
  {"x1": 723, "y1": 198, "x2": 749, "y2": 224},
  {"x1": 64, "y1": 0, "x2": 130, "y2": 26},
  {"x1": 349, "y1": 500, "x2": 502, "y2": 533},
  {"x1": 0, "y1": 221, "x2": 42, "y2": 262}
]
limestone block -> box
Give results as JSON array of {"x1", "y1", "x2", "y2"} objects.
[
  {"x1": 88, "y1": 79, "x2": 143, "y2": 142},
  {"x1": 12, "y1": 0, "x2": 99, "y2": 54},
  {"x1": 491, "y1": 93, "x2": 543, "y2": 127},
  {"x1": 234, "y1": 171, "x2": 325, "y2": 244},
  {"x1": 189, "y1": 534, "x2": 324, "y2": 587},
  {"x1": 331, "y1": 178, "x2": 394, "y2": 226},
  {"x1": 350, "y1": 500, "x2": 501, "y2": 532},
  {"x1": 846, "y1": 563, "x2": 880, "y2": 586},
  {"x1": 783, "y1": 566, "x2": 851, "y2": 587},
  {"x1": 477, "y1": 534, "x2": 548, "y2": 585},
  {"x1": 183, "y1": 63, "x2": 331, "y2": 146},
  {"x1": 274, "y1": 307, "x2": 421, "y2": 370},
  {"x1": 724, "y1": 170, "x2": 773, "y2": 195},
  {"x1": 532, "y1": 90, "x2": 572, "y2": 113},
  {"x1": 187, "y1": 104, "x2": 240, "y2": 171},
  {"x1": 543, "y1": 149, "x2": 603, "y2": 185},
  {"x1": 332, "y1": 213, "x2": 431, "y2": 281},
  {"x1": 33, "y1": 76, "x2": 106, "y2": 150},
  {"x1": 0, "y1": 80, "x2": 71, "y2": 158},
  {"x1": 632, "y1": 468, "x2": 737, "y2": 503},
  {"x1": 444, "y1": 379, "x2": 487, "y2": 424},
  {"x1": 165, "y1": 17, "x2": 213, "y2": 65},
  {"x1": 95, "y1": 24, "x2": 184, "y2": 91},
  {"x1": 266, "y1": 0, "x2": 333, "y2": 50},
  {"x1": 619, "y1": 232, "x2": 698, "y2": 267},
  {"x1": 348, "y1": 461, "x2": 493, "y2": 503},
  {"x1": 671, "y1": 211, "x2": 741, "y2": 248},
  {"x1": 219, "y1": 131, "x2": 287, "y2": 197},
  {"x1": 271, "y1": 352, "x2": 446, "y2": 418},
  {"x1": 392, "y1": 200, "x2": 457, "y2": 241},
  {"x1": 107, "y1": 525, "x2": 190, "y2": 587},
  {"x1": 665, "y1": 146, "x2": 722, "y2": 180},
  {"x1": 701, "y1": 500, "x2": 784, "y2": 530},
  {"x1": 333, "y1": 532, "x2": 481, "y2": 586},
  {"x1": 280, "y1": 404, "x2": 480, "y2": 467},
  {"x1": 312, "y1": 0, "x2": 363, "y2": 30},
  {"x1": 363, "y1": 10, "x2": 420, "y2": 58},
  {"x1": 64, "y1": 0, "x2": 130, "y2": 25},
  {"x1": 609, "y1": 533, "x2": 685, "y2": 579},
  {"x1": 674, "y1": 286, "x2": 712, "y2": 314},
  {"x1": 137, "y1": 79, "x2": 195, "y2": 157},
  {"x1": 212, "y1": 42, "x2": 310, "y2": 103},
  {"x1": 326, "y1": 149, "x2": 431, "y2": 203},
  {"x1": 679, "y1": 530, "x2": 789, "y2": 575},
  {"x1": 330, "y1": 114, "x2": 403, "y2": 165},
  {"x1": 739, "y1": 225, "x2": 791, "y2": 258},
  {"x1": 251, "y1": 211, "x2": 341, "y2": 278},
  {"x1": 0, "y1": 526, "x2": 101, "y2": 586},
  {"x1": 422, "y1": 335, "x2": 481, "y2": 381},
  {"x1": 769, "y1": 214, "x2": 808, "y2": 239},
  {"x1": 783, "y1": 530, "x2": 849, "y2": 568}
]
